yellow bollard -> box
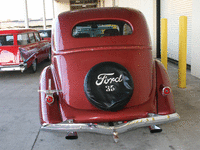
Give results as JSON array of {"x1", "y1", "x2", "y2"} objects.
[
  {"x1": 178, "y1": 16, "x2": 187, "y2": 88},
  {"x1": 161, "y1": 18, "x2": 168, "y2": 70}
]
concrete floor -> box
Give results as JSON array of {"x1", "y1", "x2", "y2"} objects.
[{"x1": 0, "y1": 60, "x2": 200, "y2": 150}]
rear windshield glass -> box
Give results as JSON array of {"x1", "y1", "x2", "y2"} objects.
[
  {"x1": 0, "y1": 35, "x2": 14, "y2": 46},
  {"x1": 72, "y1": 20, "x2": 132, "y2": 38}
]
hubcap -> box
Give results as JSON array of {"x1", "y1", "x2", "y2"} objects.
[{"x1": 32, "y1": 60, "x2": 36, "y2": 71}]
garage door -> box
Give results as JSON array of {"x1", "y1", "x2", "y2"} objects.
[{"x1": 161, "y1": 0, "x2": 192, "y2": 65}]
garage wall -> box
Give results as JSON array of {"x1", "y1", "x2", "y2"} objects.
[
  {"x1": 54, "y1": 0, "x2": 70, "y2": 17},
  {"x1": 191, "y1": 0, "x2": 200, "y2": 78},
  {"x1": 161, "y1": 0, "x2": 192, "y2": 65},
  {"x1": 104, "y1": 0, "x2": 113, "y2": 7}
]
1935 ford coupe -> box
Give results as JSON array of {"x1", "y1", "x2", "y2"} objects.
[{"x1": 39, "y1": 7, "x2": 180, "y2": 142}]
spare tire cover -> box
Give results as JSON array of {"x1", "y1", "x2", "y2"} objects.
[{"x1": 84, "y1": 62, "x2": 134, "y2": 111}]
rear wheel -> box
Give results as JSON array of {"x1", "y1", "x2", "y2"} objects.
[{"x1": 30, "y1": 59, "x2": 37, "y2": 73}]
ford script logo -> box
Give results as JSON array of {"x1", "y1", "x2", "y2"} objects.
[{"x1": 95, "y1": 73, "x2": 123, "y2": 86}]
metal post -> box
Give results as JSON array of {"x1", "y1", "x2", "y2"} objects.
[
  {"x1": 161, "y1": 18, "x2": 168, "y2": 70},
  {"x1": 24, "y1": 0, "x2": 29, "y2": 28},
  {"x1": 52, "y1": 0, "x2": 55, "y2": 19},
  {"x1": 102, "y1": 0, "x2": 105, "y2": 7},
  {"x1": 112, "y1": 0, "x2": 115, "y2": 7},
  {"x1": 43, "y1": 0, "x2": 46, "y2": 29},
  {"x1": 178, "y1": 16, "x2": 187, "y2": 88}
]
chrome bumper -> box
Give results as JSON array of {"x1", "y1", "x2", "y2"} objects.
[
  {"x1": 41, "y1": 113, "x2": 180, "y2": 135},
  {"x1": 0, "y1": 63, "x2": 27, "y2": 72}
]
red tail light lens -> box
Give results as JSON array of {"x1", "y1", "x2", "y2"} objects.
[
  {"x1": 46, "y1": 95, "x2": 54, "y2": 104},
  {"x1": 162, "y1": 86, "x2": 171, "y2": 96},
  {"x1": 19, "y1": 48, "x2": 26, "y2": 62}
]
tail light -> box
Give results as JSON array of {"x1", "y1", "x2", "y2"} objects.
[
  {"x1": 19, "y1": 48, "x2": 25, "y2": 62},
  {"x1": 46, "y1": 95, "x2": 54, "y2": 105},
  {"x1": 39, "y1": 79, "x2": 62, "y2": 105},
  {"x1": 161, "y1": 86, "x2": 171, "y2": 96}
]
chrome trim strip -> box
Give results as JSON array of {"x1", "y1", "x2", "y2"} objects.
[
  {"x1": 41, "y1": 113, "x2": 180, "y2": 135},
  {"x1": 0, "y1": 63, "x2": 27, "y2": 72},
  {"x1": 24, "y1": 53, "x2": 36, "y2": 63}
]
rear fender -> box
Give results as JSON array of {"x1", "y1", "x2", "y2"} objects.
[
  {"x1": 27, "y1": 54, "x2": 37, "y2": 68},
  {"x1": 39, "y1": 65, "x2": 62, "y2": 125},
  {"x1": 155, "y1": 60, "x2": 176, "y2": 115},
  {"x1": 19, "y1": 48, "x2": 37, "y2": 68}
]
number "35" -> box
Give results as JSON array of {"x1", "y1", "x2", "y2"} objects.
[{"x1": 105, "y1": 85, "x2": 115, "y2": 92}]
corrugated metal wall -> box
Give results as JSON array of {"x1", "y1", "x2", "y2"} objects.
[{"x1": 161, "y1": 0, "x2": 192, "y2": 65}]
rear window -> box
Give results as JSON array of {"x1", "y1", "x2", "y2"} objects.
[
  {"x1": 0, "y1": 35, "x2": 14, "y2": 46},
  {"x1": 39, "y1": 30, "x2": 51, "y2": 38},
  {"x1": 35, "y1": 32, "x2": 41, "y2": 41},
  {"x1": 17, "y1": 34, "x2": 30, "y2": 45},
  {"x1": 29, "y1": 33, "x2": 36, "y2": 43},
  {"x1": 72, "y1": 20, "x2": 132, "y2": 38}
]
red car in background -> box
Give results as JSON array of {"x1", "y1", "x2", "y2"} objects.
[
  {"x1": 0, "y1": 29, "x2": 51, "y2": 73},
  {"x1": 39, "y1": 7, "x2": 180, "y2": 142}
]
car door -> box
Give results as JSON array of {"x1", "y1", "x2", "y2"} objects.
[
  {"x1": 34, "y1": 32, "x2": 49, "y2": 62},
  {"x1": 28, "y1": 32, "x2": 42, "y2": 61},
  {"x1": 17, "y1": 33, "x2": 37, "y2": 68}
]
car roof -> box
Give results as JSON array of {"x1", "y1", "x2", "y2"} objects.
[
  {"x1": 58, "y1": 7, "x2": 136, "y2": 23},
  {"x1": 0, "y1": 28, "x2": 37, "y2": 35}
]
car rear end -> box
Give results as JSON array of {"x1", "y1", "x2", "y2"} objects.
[
  {"x1": 0, "y1": 32, "x2": 27, "y2": 72},
  {"x1": 39, "y1": 8, "x2": 180, "y2": 141},
  {"x1": 48, "y1": 8, "x2": 156, "y2": 121}
]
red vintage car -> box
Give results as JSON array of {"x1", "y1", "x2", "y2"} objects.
[
  {"x1": 39, "y1": 7, "x2": 180, "y2": 142},
  {"x1": 0, "y1": 29, "x2": 51, "y2": 73}
]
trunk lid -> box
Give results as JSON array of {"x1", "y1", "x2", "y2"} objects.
[
  {"x1": 0, "y1": 46, "x2": 20, "y2": 66},
  {"x1": 54, "y1": 46, "x2": 154, "y2": 111}
]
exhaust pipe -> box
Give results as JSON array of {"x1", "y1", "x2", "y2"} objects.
[{"x1": 65, "y1": 131, "x2": 78, "y2": 140}]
